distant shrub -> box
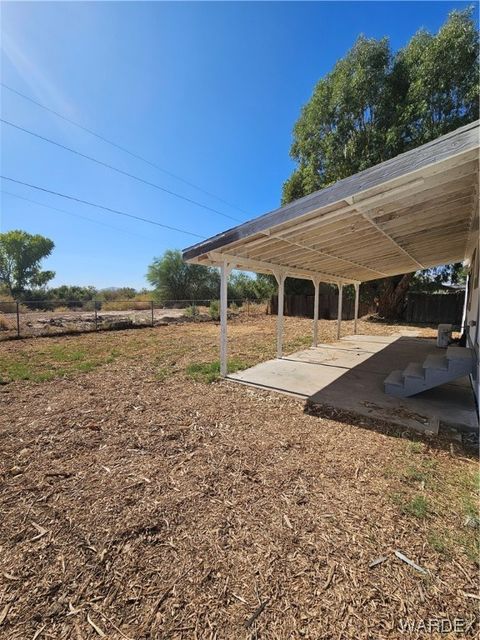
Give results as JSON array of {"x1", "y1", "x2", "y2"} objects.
[
  {"x1": 209, "y1": 300, "x2": 220, "y2": 320},
  {"x1": 184, "y1": 305, "x2": 200, "y2": 318},
  {"x1": 82, "y1": 300, "x2": 98, "y2": 312}
]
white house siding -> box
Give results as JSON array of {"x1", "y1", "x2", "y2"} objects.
[{"x1": 464, "y1": 240, "x2": 479, "y2": 404}]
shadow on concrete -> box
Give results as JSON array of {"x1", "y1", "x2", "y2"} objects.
[{"x1": 229, "y1": 333, "x2": 478, "y2": 450}]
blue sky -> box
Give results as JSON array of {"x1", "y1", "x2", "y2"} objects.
[{"x1": 0, "y1": 1, "x2": 474, "y2": 290}]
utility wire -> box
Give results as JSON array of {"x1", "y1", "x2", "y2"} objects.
[
  {"x1": 1, "y1": 190, "x2": 151, "y2": 240},
  {"x1": 1, "y1": 82, "x2": 249, "y2": 216},
  {"x1": 0, "y1": 176, "x2": 206, "y2": 240},
  {"x1": 1, "y1": 118, "x2": 241, "y2": 223}
]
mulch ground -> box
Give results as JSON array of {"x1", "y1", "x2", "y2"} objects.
[{"x1": 1, "y1": 316, "x2": 478, "y2": 639}]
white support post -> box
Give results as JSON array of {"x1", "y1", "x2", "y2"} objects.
[
  {"x1": 220, "y1": 260, "x2": 233, "y2": 377},
  {"x1": 274, "y1": 270, "x2": 287, "y2": 359},
  {"x1": 353, "y1": 283, "x2": 360, "y2": 335},
  {"x1": 312, "y1": 277, "x2": 321, "y2": 347},
  {"x1": 336, "y1": 283, "x2": 343, "y2": 340}
]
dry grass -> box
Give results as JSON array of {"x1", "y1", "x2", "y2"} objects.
[
  {"x1": 0, "y1": 316, "x2": 478, "y2": 639},
  {"x1": 0, "y1": 314, "x2": 13, "y2": 331},
  {"x1": 101, "y1": 300, "x2": 152, "y2": 311}
]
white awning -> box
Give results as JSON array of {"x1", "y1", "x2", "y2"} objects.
[{"x1": 183, "y1": 121, "x2": 479, "y2": 284}]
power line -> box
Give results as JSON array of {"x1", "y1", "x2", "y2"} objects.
[
  {"x1": 1, "y1": 190, "x2": 151, "y2": 240},
  {"x1": 1, "y1": 118, "x2": 241, "y2": 223},
  {"x1": 1, "y1": 82, "x2": 249, "y2": 216},
  {"x1": 0, "y1": 176, "x2": 206, "y2": 240}
]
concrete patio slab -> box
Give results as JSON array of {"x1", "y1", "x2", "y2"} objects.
[{"x1": 229, "y1": 333, "x2": 478, "y2": 432}]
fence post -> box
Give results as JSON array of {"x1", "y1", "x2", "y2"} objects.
[
  {"x1": 247, "y1": 298, "x2": 250, "y2": 317},
  {"x1": 151, "y1": 300, "x2": 154, "y2": 327},
  {"x1": 94, "y1": 300, "x2": 98, "y2": 331},
  {"x1": 16, "y1": 301, "x2": 20, "y2": 338}
]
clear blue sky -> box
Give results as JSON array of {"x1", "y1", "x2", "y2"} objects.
[{"x1": 0, "y1": 1, "x2": 474, "y2": 290}]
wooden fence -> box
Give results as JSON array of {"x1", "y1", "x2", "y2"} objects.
[
  {"x1": 269, "y1": 290, "x2": 465, "y2": 325},
  {"x1": 404, "y1": 291, "x2": 465, "y2": 325},
  {"x1": 269, "y1": 293, "x2": 373, "y2": 320}
]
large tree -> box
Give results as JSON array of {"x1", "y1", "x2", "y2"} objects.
[
  {"x1": 0, "y1": 230, "x2": 55, "y2": 298},
  {"x1": 147, "y1": 249, "x2": 220, "y2": 302},
  {"x1": 147, "y1": 250, "x2": 276, "y2": 303},
  {"x1": 282, "y1": 8, "x2": 479, "y2": 318}
]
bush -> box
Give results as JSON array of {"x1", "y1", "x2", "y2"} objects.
[
  {"x1": 51, "y1": 306, "x2": 71, "y2": 313},
  {"x1": 209, "y1": 300, "x2": 220, "y2": 320},
  {"x1": 184, "y1": 305, "x2": 200, "y2": 318}
]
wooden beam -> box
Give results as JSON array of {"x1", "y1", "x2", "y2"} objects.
[
  {"x1": 357, "y1": 211, "x2": 425, "y2": 270},
  {"x1": 207, "y1": 251, "x2": 357, "y2": 284}
]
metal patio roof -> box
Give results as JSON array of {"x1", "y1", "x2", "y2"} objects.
[{"x1": 183, "y1": 121, "x2": 479, "y2": 284}]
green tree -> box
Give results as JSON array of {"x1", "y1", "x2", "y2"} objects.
[
  {"x1": 0, "y1": 230, "x2": 55, "y2": 297},
  {"x1": 282, "y1": 8, "x2": 479, "y2": 319},
  {"x1": 229, "y1": 272, "x2": 275, "y2": 301},
  {"x1": 147, "y1": 249, "x2": 219, "y2": 302}
]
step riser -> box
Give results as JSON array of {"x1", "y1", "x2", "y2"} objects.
[
  {"x1": 385, "y1": 383, "x2": 408, "y2": 397},
  {"x1": 424, "y1": 365, "x2": 471, "y2": 385},
  {"x1": 385, "y1": 354, "x2": 475, "y2": 398}
]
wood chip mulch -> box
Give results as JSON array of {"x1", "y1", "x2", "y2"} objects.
[{"x1": 0, "y1": 318, "x2": 478, "y2": 639}]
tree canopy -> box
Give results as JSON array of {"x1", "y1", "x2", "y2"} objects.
[
  {"x1": 282, "y1": 8, "x2": 479, "y2": 203},
  {"x1": 0, "y1": 230, "x2": 55, "y2": 298},
  {"x1": 281, "y1": 8, "x2": 478, "y2": 317},
  {"x1": 146, "y1": 250, "x2": 274, "y2": 303}
]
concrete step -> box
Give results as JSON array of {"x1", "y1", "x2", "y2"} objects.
[
  {"x1": 447, "y1": 345, "x2": 475, "y2": 361},
  {"x1": 385, "y1": 346, "x2": 476, "y2": 398},
  {"x1": 384, "y1": 369, "x2": 403, "y2": 386},
  {"x1": 423, "y1": 354, "x2": 448, "y2": 371},
  {"x1": 403, "y1": 362, "x2": 425, "y2": 379},
  {"x1": 384, "y1": 370, "x2": 405, "y2": 396}
]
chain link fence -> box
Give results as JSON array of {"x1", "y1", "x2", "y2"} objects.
[{"x1": 0, "y1": 298, "x2": 269, "y2": 341}]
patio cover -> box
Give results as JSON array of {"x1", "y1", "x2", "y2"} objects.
[
  {"x1": 183, "y1": 121, "x2": 479, "y2": 283},
  {"x1": 183, "y1": 121, "x2": 479, "y2": 376}
]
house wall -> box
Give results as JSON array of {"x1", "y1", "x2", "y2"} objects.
[{"x1": 464, "y1": 238, "x2": 479, "y2": 405}]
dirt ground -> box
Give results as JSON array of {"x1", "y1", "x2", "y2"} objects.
[
  {"x1": 1, "y1": 316, "x2": 478, "y2": 639},
  {"x1": 0, "y1": 307, "x2": 188, "y2": 340}
]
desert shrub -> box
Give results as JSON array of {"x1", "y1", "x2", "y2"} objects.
[
  {"x1": 51, "y1": 306, "x2": 71, "y2": 313},
  {"x1": 209, "y1": 300, "x2": 220, "y2": 320},
  {"x1": 184, "y1": 305, "x2": 200, "y2": 318},
  {"x1": 82, "y1": 300, "x2": 98, "y2": 312}
]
